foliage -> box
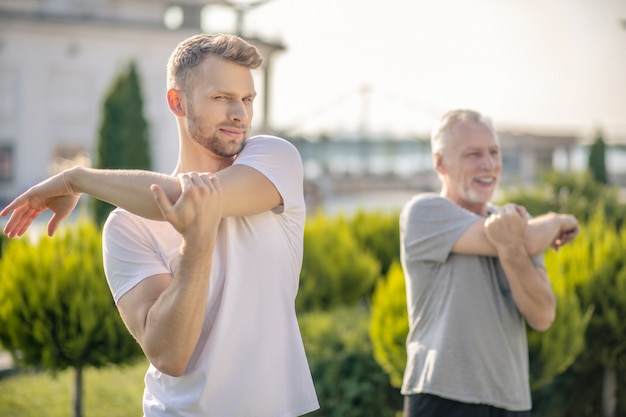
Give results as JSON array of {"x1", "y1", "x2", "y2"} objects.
[
  {"x1": 498, "y1": 170, "x2": 626, "y2": 228},
  {"x1": 0, "y1": 220, "x2": 143, "y2": 416},
  {"x1": 299, "y1": 307, "x2": 403, "y2": 417},
  {"x1": 531, "y1": 210, "x2": 626, "y2": 417},
  {"x1": 347, "y1": 210, "x2": 400, "y2": 277},
  {"x1": 579, "y1": 214, "x2": 626, "y2": 367},
  {"x1": 587, "y1": 131, "x2": 608, "y2": 184},
  {"x1": 298, "y1": 212, "x2": 380, "y2": 312},
  {"x1": 370, "y1": 261, "x2": 408, "y2": 388},
  {"x1": 527, "y1": 229, "x2": 594, "y2": 390},
  {"x1": 94, "y1": 61, "x2": 151, "y2": 226},
  {"x1": 494, "y1": 174, "x2": 626, "y2": 415}
]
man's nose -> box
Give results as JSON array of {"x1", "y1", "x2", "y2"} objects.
[{"x1": 229, "y1": 101, "x2": 249, "y2": 122}]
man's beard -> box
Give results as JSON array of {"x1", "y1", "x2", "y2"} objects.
[
  {"x1": 186, "y1": 105, "x2": 246, "y2": 158},
  {"x1": 464, "y1": 181, "x2": 497, "y2": 206}
]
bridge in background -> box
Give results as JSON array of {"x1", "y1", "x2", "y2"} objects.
[{"x1": 285, "y1": 132, "x2": 626, "y2": 214}]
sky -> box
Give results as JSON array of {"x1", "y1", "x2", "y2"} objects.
[{"x1": 210, "y1": 0, "x2": 626, "y2": 142}]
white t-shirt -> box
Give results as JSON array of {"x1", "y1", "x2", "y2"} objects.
[{"x1": 102, "y1": 135, "x2": 319, "y2": 417}]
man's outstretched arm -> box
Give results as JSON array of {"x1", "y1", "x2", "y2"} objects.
[
  {"x1": 453, "y1": 204, "x2": 580, "y2": 257},
  {"x1": 2, "y1": 164, "x2": 280, "y2": 237},
  {"x1": 1, "y1": 167, "x2": 180, "y2": 237}
]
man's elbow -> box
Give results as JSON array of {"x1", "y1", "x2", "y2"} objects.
[
  {"x1": 527, "y1": 308, "x2": 556, "y2": 332},
  {"x1": 149, "y1": 352, "x2": 190, "y2": 377}
]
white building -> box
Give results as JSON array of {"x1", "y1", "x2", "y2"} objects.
[{"x1": 0, "y1": 0, "x2": 284, "y2": 206}]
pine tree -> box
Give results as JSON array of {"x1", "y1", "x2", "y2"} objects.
[
  {"x1": 0, "y1": 221, "x2": 144, "y2": 417},
  {"x1": 588, "y1": 130, "x2": 609, "y2": 185},
  {"x1": 94, "y1": 61, "x2": 151, "y2": 226}
]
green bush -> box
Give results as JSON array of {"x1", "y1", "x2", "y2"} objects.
[
  {"x1": 0, "y1": 220, "x2": 143, "y2": 417},
  {"x1": 370, "y1": 261, "x2": 408, "y2": 388},
  {"x1": 532, "y1": 211, "x2": 626, "y2": 417},
  {"x1": 347, "y1": 210, "x2": 400, "y2": 277},
  {"x1": 528, "y1": 230, "x2": 593, "y2": 390},
  {"x1": 298, "y1": 213, "x2": 380, "y2": 312},
  {"x1": 299, "y1": 307, "x2": 403, "y2": 417},
  {"x1": 498, "y1": 170, "x2": 626, "y2": 228}
]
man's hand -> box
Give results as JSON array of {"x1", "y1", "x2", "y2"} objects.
[
  {"x1": 551, "y1": 214, "x2": 580, "y2": 251},
  {"x1": 1, "y1": 171, "x2": 80, "y2": 237},
  {"x1": 151, "y1": 173, "x2": 223, "y2": 244},
  {"x1": 483, "y1": 203, "x2": 529, "y2": 253}
]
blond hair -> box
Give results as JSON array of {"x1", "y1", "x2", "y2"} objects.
[{"x1": 167, "y1": 33, "x2": 263, "y2": 93}]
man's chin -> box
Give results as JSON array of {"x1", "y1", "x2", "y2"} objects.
[{"x1": 468, "y1": 192, "x2": 494, "y2": 206}]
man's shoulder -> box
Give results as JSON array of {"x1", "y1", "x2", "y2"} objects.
[
  {"x1": 405, "y1": 193, "x2": 449, "y2": 209},
  {"x1": 244, "y1": 134, "x2": 294, "y2": 148},
  {"x1": 104, "y1": 208, "x2": 172, "y2": 237},
  {"x1": 238, "y1": 135, "x2": 300, "y2": 160}
]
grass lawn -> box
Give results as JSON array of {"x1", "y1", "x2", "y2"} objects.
[{"x1": 0, "y1": 359, "x2": 148, "y2": 417}]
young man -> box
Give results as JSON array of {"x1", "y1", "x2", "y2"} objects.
[
  {"x1": 400, "y1": 109, "x2": 580, "y2": 417},
  {"x1": 2, "y1": 33, "x2": 319, "y2": 417}
]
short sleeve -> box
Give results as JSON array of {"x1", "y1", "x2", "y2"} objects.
[
  {"x1": 102, "y1": 209, "x2": 179, "y2": 303},
  {"x1": 234, "y1": 135, "x2": 304, "y2": 215},
  {"x1": 400, "y1": 194, "x2": 479, "y2": 263}
]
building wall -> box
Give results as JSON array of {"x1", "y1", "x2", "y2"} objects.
[
  {"x1": 0, "y1": 14, "x2": 191, "y2": 205},
  {"x1": 0, "y1": 0, "x2": 244, "y2": 206}
]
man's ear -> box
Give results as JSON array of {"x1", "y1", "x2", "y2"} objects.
[
  {"x1": 433, "y1": 153, "x2": 446, "y2": 176},
  {"x1": 167, "y1": 88, "x2": 185, "y2": 116}
]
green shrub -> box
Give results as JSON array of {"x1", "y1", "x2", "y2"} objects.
[
  {"x1": 298, "y1": 213, "x2": 380, "y2": 312},
  {"x1": 0, "y1": 220, "x2": 143, "y2": 417},
  {"x1": 348, "y1": 210, "x2": 400, "y2": 277},
  {"x1": 370, "y1": 261, "x2": 408, "y2": 388},
  {"x1": 299, "y1": 307, "x2": 403, "y2": 417}
]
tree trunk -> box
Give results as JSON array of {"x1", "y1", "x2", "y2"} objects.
[
  {"x1": 73, "y1": 365, "x2": 83, "y2": 417},
  {"x1": 602, "y1": 365, "x2": 616, "y2": 417}
]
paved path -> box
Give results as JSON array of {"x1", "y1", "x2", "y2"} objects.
[{"x1": 0, "y1": 351, "x2": 13, "y2": 371}]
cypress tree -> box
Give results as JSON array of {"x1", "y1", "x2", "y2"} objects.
[
  {"x1": 588, "y1": 130, "x2": 609, "y2": 185},
  {"x1": 94, "y1": 61, "x2": 151, "y2": 226}
]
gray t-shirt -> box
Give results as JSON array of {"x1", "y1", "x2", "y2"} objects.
[{"x1": 400, "y1": 193, "x2": 543, "y2": 411}]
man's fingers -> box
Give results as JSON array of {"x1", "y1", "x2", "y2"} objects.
[
  {"x1": 0, "y1": 197, "x2": 23, "y2": 217},
  {"x1": 0, "y1": 204, "x2": 12, "y2": 217},
  {"x1": 151, "y1": 184, "x2": 174, "y2": 219},
  {"x1": 199, "y1": 174, "x2": 220, "y2": 191},
  {"x1": 4, "y1": 207, "x2": 32, "y2": 237},
  {"x1": 48, "y1": 215, "x2": 62, "y2": 237},
  {"x1": 513, "y1": 204, "x2": 528, "y2": 218}
]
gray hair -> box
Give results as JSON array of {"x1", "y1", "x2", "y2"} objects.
[
  {"x1": 167, "y1": 33, "x2": 263, "y2": 94},
  {"x1": 430, "y1": 109, "x2": 497, "y2": 155}
]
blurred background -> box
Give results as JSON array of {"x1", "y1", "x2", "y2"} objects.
[
  {"x1": 2, "y1": 2, "x2": 626, "y2": 417},
  {"x1": 0, "y1": 0, "x2": 625, "y2": 216}
]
